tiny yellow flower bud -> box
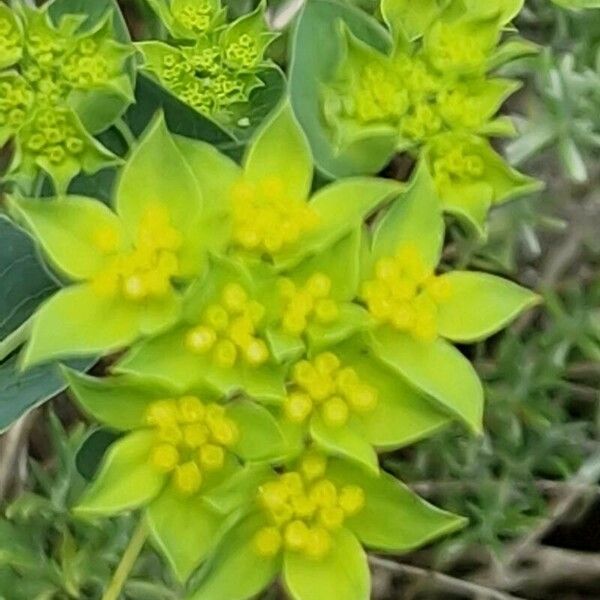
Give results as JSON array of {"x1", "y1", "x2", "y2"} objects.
[
  {"x1": 253, "y1": 527, "x2": 282, "y2": 557},
  {"x1": 204, "y1": 304, "x2": 229, "y2": 332},
  {"x1": 145, "y1": 399, "x2": 178, "y2": 426},
  {"x1": 150, "y1": 443, "x2": 179, "y2": 472},
  {"x1": 157, "y1": 423, "x2": 183, "y2": 445},
  {"x1": 243, "y1": 338, "x2": 270, "y2": 366},
  {"x1": 284, "y1": 392, "x2": 313, "y2": 423},
  {"x1": 174, "y1": 461, "x2": 202, "y2": 495},
  {"x1": 198, "y1": 444, "x2": 225, "y2": 471},
  {"x1": 291, "y1": 494, "x2": 316, "y2": 519},
  {"x1": 282, "y1": 311, "x2": 307, "y2": 336},
  {"x1": 213, "y1": 339, "x2": 238, "y2": 368},
  {"x1": 260, "y1": 175, "x2": 284, "y2": 199},
  {"x1": 210, "y1": 418, "x2": 239, "y2": 447},
  {"x1": 185, "y1": 325, "x2": 217, "y2": 353},
  {"x1": 375, "y1": 257, "x2": 398, "y2": 281},
  {"x1": 305, "y1": 527, "x2": 331, "y2": 560},
  {"x1": 183, "y1": 423, "x2": 209, "y2": 448},
  {"x1": 315, "y1": 353, "x2": 340, "y2": 377},
  {"x1": 336, "y1": 367, "x2": 360, "y2": 395},
  {"x1": 348, "y1": 384, "x2": 378, "y2": 413},
  {"x1": 178, "y1": 395, "x2": 205, "y2": 423},
  {"x1": 293, "y1": 361, "x2": 316, "y2": 388},
  {"x1": 338, "y1": 485, "x2": 366, "y2": 516},
  {"x1": 314, "y1": 299, "x2": 340, "y2": 324},
  {"x1": 391, "y1": 303, "x2": 415, "y2": 330},
  {"x1": 300, "y1": 451, "x2": 328, "y2": 482},
  {"x1": 318, "y1": 506, "x2": 345, "y2": 530},
  {"x1": 280, "y1": 472, "x2": 304, "y2": 497},
  {"x1": 123, "y1": 275, "x2": 147, "y2": 301},
  {"x1": 278, "y1": 277, "x2": 296, "y2": 299},
  {"x1": 222, "y1": 283, "x2": 248, "y2": 314},
  {"x1": 321, "y1": 397, "x2": 349, "y2": 428},
  {"x1": 284, "y1": 520, "x2": 309, "y2": 552},
  {"x1": 309, "y1": 480, "x2": 338, "y2": 508},
  {"x1": 306, "y1": 273, "x2": 332, "y2": 299}
]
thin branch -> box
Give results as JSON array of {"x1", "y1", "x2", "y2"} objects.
[{"x1": 369, "y1": 556, "x2": 528, "y2": 600}]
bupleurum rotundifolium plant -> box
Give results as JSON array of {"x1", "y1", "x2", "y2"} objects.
[
  {"x1": 9, "y1": 97, "x2": 541, "y2": 600},
  {"x1": 320, "y1": 0, "x2": 542, "y2": 233},
  {"x1": 138, "y1": 0, "x2": 277, "y2": 129},
  {"x1": 0, "y1": 2, "x2": 133, "y2": 192}
]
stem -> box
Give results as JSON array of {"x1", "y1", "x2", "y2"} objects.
[
  {"x1": 0, "y1": 318, "x2": 32, "y2": 363},
  {"x1": 101, "y1": 519, "x2": 148, "y2": 600},
  {"x1": 114, "y1": 118, "x2": 137, "y2": 152}
]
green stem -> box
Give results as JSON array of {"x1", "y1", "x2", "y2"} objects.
[
  {"x1": 114, "y1": 118, "x2": 137, "y2": 151},
  {"x1": 101, "y1": 519, "x2": 148, "y2": 600},
  {"x1": 0, "y1": 318, "x2": 32, "y2": 363}
]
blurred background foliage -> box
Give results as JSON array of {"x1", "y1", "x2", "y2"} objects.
[{"x1": 1, "y1": 0, "x2": 599, "y2": 599}]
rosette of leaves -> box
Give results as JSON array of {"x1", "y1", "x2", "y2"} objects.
[
  {"x1": 290, "y1": 0, "x2": 542, "y2": 234},
  {"x1": 137, "y1": 0, "x2": 280, "y2": 138},
  {"x1": 0, "y1": 1, "x2": 134, "y2": 193}
]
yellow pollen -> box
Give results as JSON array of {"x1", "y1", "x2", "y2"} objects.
[
  {"x1": 123, "y1": 275, "x2": 147, "y2": 300},
  {"x1": 309, "y1": 480, "x2": 338, "y2": 508},
  {"x1": 222, "y1": 283, "x2": 248, "y2": 313},
  {"x1": 178, "y1": 395, "x2": 206, "y2": 422},
  {"x1": 243, "y1": 338, "x2": 270, "y2": 366},
  {"x1": 185, "y1": 325, "x2": 217, "y2": 353},
  {"x1": 305, "y1": 527, "x2": 332, "y2": 560},
  {"x1": 318, "y1": 506, "x2": 345, "y2": 530},
  {"x1": 183, "y1": 423, "x2": 209, "y2": 448},
  {"x1": 213, "y1": 339, "x2": 238, "y2": 368}
]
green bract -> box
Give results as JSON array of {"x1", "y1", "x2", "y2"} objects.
[
  {"x1": 290, "y1": 0, "x2": 542, "y2": 234},
  {"x1": 0, "y1": 2, "x2": 134, "y2": 192},
  {"x1": 65, "y1": 368, "x2": 287, "y2": 581},
  {"x1": 138, "y1": 0, "x2": 277, "y2": 131}
]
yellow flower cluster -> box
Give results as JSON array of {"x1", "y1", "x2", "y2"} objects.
[
  {"x1": 284, "y1": 352, "x2": 378, "y2": 427},
  {"x1": 429, "y1": 136, "x2": 486, "y2": 197},
  {"x1": 361, "y1": 244, "x2": 452, "y2": 342},
  {"x1": 185, "y1": 282, "x2": 270, "y2": 368},
  {"x1": 253, "y1": 452, "x2": 365, "y2": 560},
  {"x1": 92, "y1": 205, "x2": 182, "y2": 301},
  {"x1": 0, "y1": 15, "x2": 19, "y2": 55},
  {"x1": 174, "y1": 1, "x2": 215, "y2": 34},
  {"x1": 231, "y1": 177, "x2": 318, "y2": 255},
  {"x1": 146, "y1": 395, "x2": 239, "y2": 496},
  {"x1": 278, "y1": 273, "x2": 339, "y2": 336}
]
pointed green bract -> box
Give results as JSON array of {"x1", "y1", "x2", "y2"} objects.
[
  {"x1": 76, "y1": 430, "x2": 165, "y2": 516},
  {"x1": 117, "y1": 115, "x2": 206, "y2": 277},
  {"x1": 148, "y1": 487, "x2": 224, "y2": 582},
  {"x1": 371, "y1": 329, "x2": 484, "y2": 433},
  {"x1": 436, "y1": 272, "x2": 541, "y2": 342},
  {"x1": 327, "y1": 460, "x2": 467, "y2": 552},
  {"x1": 311, "y1": 415, "x2": 379, "y2": 474},
  {"x1": 244, "y1": 102, "x2": 313, "y2": 202},
  {"x1": 370, "y1": 163, "x2": 444, "y2": 272},
  {"x1": 283, "y1": 528, "x2": 370, "y2": 600},
  {"x1": 63, "y1": 368, "x2": 173, "y2": 431},
  {"x1": 187, "y1": 512, "x2": 280, "y2": 600},
  {"x1": 227, "y1": 400, "x2": 288, "y2": 462},
  {"x1": 9, "y1": 196, "x2": 124, "y2": 280},
  {"x1": 23, "y1": 285, "x2": 138, "y2": 368}
]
